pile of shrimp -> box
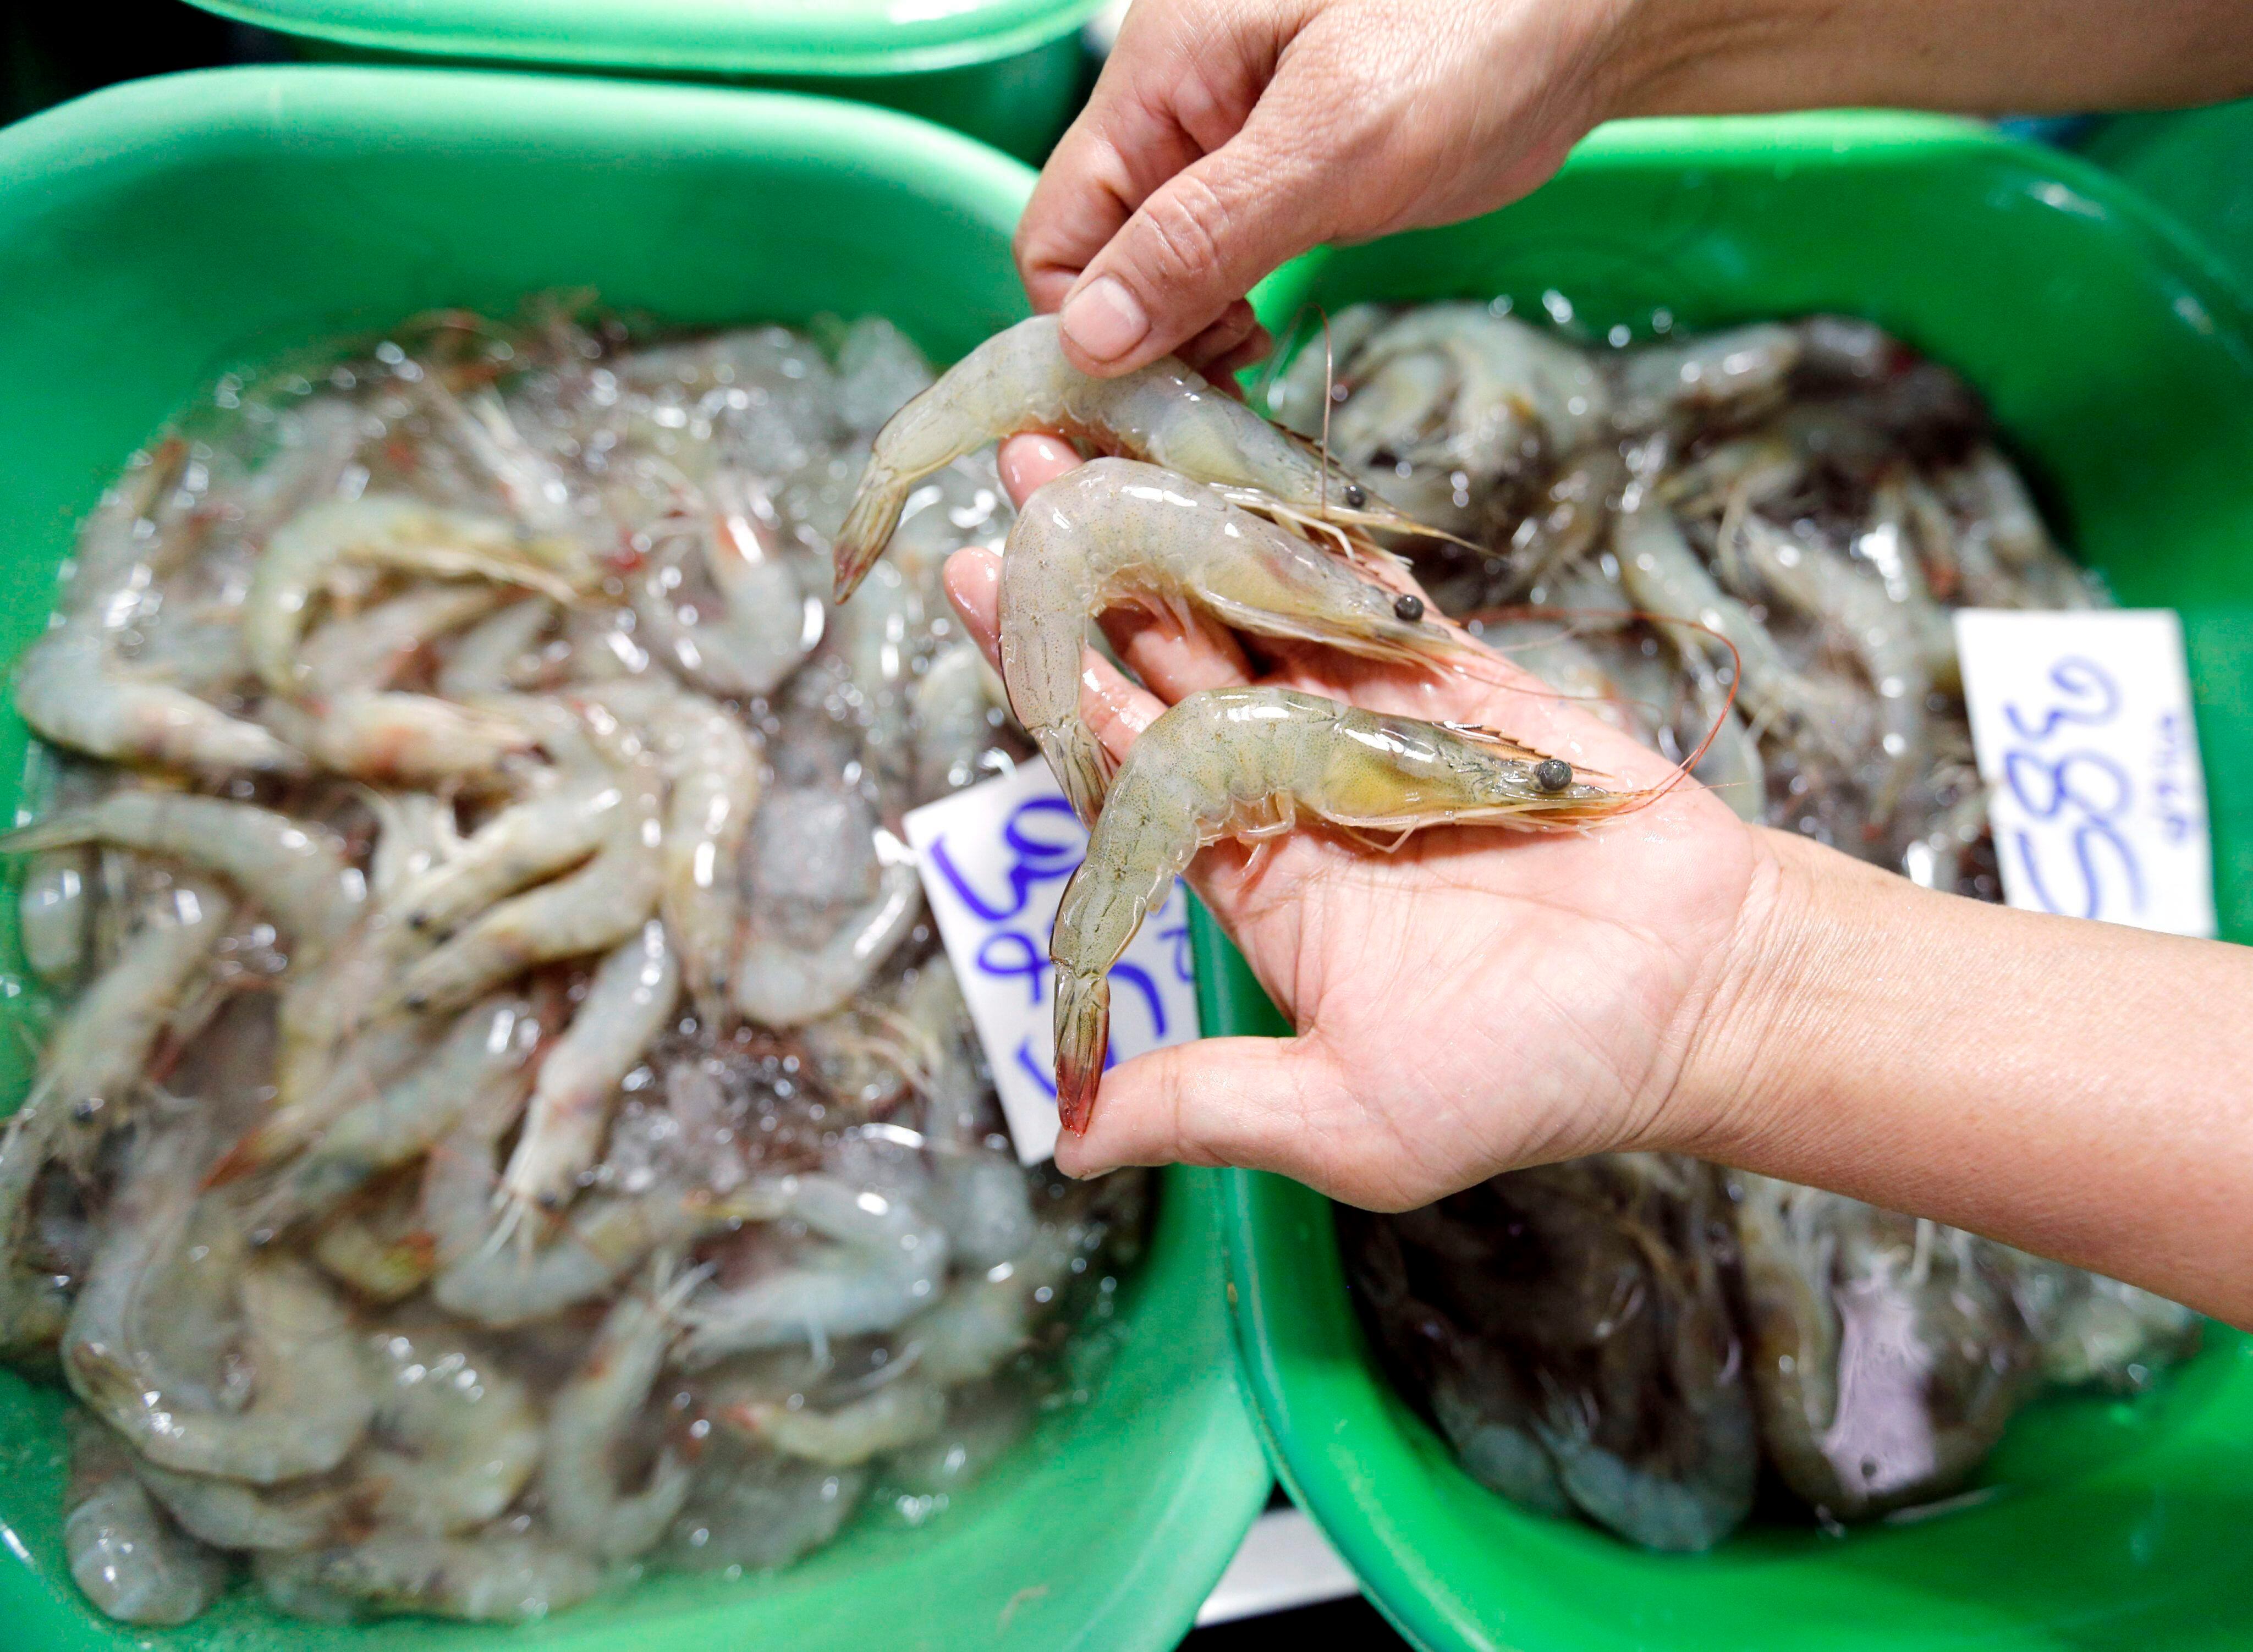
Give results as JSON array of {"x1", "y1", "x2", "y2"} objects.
[
  {"x1": 0, "y1": 304, "x2": 1149, "y2": 1627},
  {"x1": 1271, "y1": 301, "x2": 2201, "y2": 1549}
]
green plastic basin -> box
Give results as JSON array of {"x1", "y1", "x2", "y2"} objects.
[
  {"x1": 180, "y1": 0, "x2": 1101, "y2": 161},
  {"x1": 0, "y1": 65, "x2": 1267, "y2": 1652},
  {"x1": 1200, "y1": 112, "x2": 2253, "y2": 1652},
  {"x1": 2080, "y1": 100, "x2": 2253, "y2": 306}
]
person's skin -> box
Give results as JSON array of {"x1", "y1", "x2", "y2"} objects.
[
  {"x1": 1024, "y1": 0, "x2": 2253, "y2": 378},
  {"x1": 946, "y1": 438, "x2": 2253, "y2": 1327}
]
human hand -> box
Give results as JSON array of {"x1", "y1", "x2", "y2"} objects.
[
  {"x1": 1020, "y1": 0, "x2": 1640, "y2": 379},
  {"x1": 957, "y1": 434, "x2": 1771, "y2": 1207}
]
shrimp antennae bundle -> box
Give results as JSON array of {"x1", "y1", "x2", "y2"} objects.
[{"x1": 1046, "y1": 686, "x2": 1659, "y2": 1131}]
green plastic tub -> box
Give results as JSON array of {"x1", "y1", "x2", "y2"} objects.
[
  {"x1": 1199, "y1": 112, "x2": 2253, "y2": 1652},
  {"x1": 0, "y1": 65, "x2": 1267, "y2": 1651},
  {"x1": 181, "y1": 0, "x2": 1101, "y2": 161},
  {"x1": 2080, "y1": 101, "x2": 2253, "y2": 304}
]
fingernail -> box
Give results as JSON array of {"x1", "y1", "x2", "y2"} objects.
[{"x1": 1060, "y1": 277, "x2": 1149, "y2": 363}]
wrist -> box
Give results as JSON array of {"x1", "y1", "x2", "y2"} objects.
[{"x1": 1650, "y1": 826, "x2": 1887, "y2": 1163}]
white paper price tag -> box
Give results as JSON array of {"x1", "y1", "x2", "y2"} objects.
[
  {"x1": 904, "y1": 761, "x2": 1201, "y2": 1164},
  {"x1": 1954, "y1": 608, "x2": 2214, "y2": 937}
]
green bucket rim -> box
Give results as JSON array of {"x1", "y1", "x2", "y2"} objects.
[{"x1": 180, "y1": 0, "x2": 1108, "y2": 78}]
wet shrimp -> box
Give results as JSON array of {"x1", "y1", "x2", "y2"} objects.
[
  {"x1": 64, "y1": 1413, "x2": 229, "y2": 1626},
  {"x1": 387, "y1": 708, "x2": 663, "y2": 1017},
  {"x1": 263, "y1": 691, "x2": 539, "y2": 787},
  {"x1": 541, "y1": 1266, "x2": 700, "y2": 1559},
  {"x1": 436, "y1": 596, "x2": 560, "y2": 697},
  {"x1": 728, "y1": 1374, "x2": 946, "y2": 1468},
  {"x1": 581, "y1": 679, "x2": 763, "y2": 1020},
  {"x1": 257, "y1": 1530, "x2": 602, "y2": 1623},
  {"x1": 20, "y1": 875, "x2": 233, "y2": 1169},
  {"x1": 678, "y1": 1171, "x2": 949, "y2": 1363},
  {"x1": 249, "y1": 994, "x2": 543, "y2": 1232},
  {"x1": 999, "y1": 459, "x2": 1474, "y2": 823},
  {"x1": 731, "y1": 789, "x2": 922, "y2": 1028},
  {"x1": 299, "y1": 582, "x2": 515, "y2": 698},
  {"x1": 69, "y1": 1141, "x2": 375, "y2": 1482},
  {"x1": 497, "y1": 921, "x2": 680, "y2": 1229},
  {"x1": 1048, "y1": 686, "x2": 1650, "y2": 1130},
  {"x1": 361, "y1": 1319, "x2": 543, "y2": 1535},
  {"x1": 2, "y1": 791, "x2": 366, "y2": 960},
  {"x1": 631, "y1": 471, "x2": 816, "y2": 697},
  {"x1": 834, "y1": 315, "x2": 1427, "y2": 600},
  {"x1": 245, "y1": 494, "x2": 590, "y2": 694}
]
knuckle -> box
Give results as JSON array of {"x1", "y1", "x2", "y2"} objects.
[{"x1": 1133, "y1": 173, "x2": 1236, "y2": 288}]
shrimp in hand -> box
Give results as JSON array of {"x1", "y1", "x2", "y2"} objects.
[{"x1": 1047, "y1": 685, "x2": 1654, "y2": 1132}]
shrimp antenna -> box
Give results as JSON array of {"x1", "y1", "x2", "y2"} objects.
[{"x1": 1453, "y1": 601, "x2": 1745, "y2": 814}]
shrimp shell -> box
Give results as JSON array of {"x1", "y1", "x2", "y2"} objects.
[
  {"x1": 1000, "y1": 459, "x2": 1468, "y2": 822},
  {"x1": 834, "y1": 315, "x2": 1424, "y2": 601},
  {"x1": 1048, "y1": 686, "x2": 1645, "y2": 1130}
]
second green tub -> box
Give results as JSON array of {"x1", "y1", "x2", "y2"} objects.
[{"x1": 1204, "y1": 112, "x2": 2253, "y2": 1652}]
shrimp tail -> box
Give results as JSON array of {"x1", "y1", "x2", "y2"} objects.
[
  {"x1": 1052, "y1": 966, "x2": 1109, "y2": 1135},
  {"x1": 832, "y1": 471, "x2": 908, "y2": 603},
  {"x1": 1035, "y1": 724, "x2": 1112, "y2": 828}
]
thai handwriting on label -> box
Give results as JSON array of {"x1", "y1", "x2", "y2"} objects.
[
  {"x1": 1954, "y1": 609, "x2": 2215, "y2": 938},
  {"x1": 904, "y1": 761, "x2": 1199, "y2": 1164}
]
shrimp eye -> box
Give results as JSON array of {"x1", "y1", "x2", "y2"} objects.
[
  {"x1": 1392, "y1": 593, "x2": 1425, "y2": 624},
  {"x1": 1534, "y1": 757, "x2": 1574, "y2": 792},
  {"x1": 1343, "y1": 482, "x2": 1368, "y2": 509}
]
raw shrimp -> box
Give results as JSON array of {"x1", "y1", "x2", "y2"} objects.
[
  {"x1": 497, "y1": 921, "x2": 679, "y2": 1225},
  {"x1": 729, "y1": 1374, "x2": 946, "y2": 1467},
  {"x1": 580, "y1": 679, "x2": 762, "y2": 1019},
  {"x1": 421, "y1": 379, "x2": 581, "y2": 536},
  {"x1": 131, "y1": 1456, "x2": 355, "y2": 1552},
  {"x1": 1048, "y1": 685, "x2": 1648, "y2": 1129},
  {"x1": 433, "y1": 1185, "x2": 775, "y2": 1328},
  {"x1": 22, "y1": 875, "x2": 233, "y2": 1168},
  {"x1": 631, "y1": 471, "x2": 815, "y2": 697},
  {"x1": 246, "y1": 494, "x2": 589, "y2": 693},
  {"x1": 19, "y1": 846, "x2": 94, "y2": 985},
  {"x1": 70, "y1": 1190, "x2": 376, "y2": 1482},
  {"x1": 657, "y1": 1437, "x2": 867, "y2": 1573},
  {"x1": 1344, "y1": 305, "x2": 1609, "y2": 476},
  {"x1": 388, "y1": 702, "x2": 620, "y2": 938},
  {"x1": 299, "y1": 582, "x2": 514, "y2": 697},
  {"x1": 64, "y1": 1413, "x2": 229, "y2": 1626},
  {"x1": 999, "y1": 459, "x2": 1473, "y2": 822},
  {"x1": 1727, "y1": 514, "x2": 1928, "y2": 818},
  {"x1": 905, "y1": 960, "x2": 1035, "y2": 1270},
  {"x1": 263, "y1": 691, "x2": 538, "y2": 787},
  {"x1": 1729, "y1": 1174, "x2": 2036, "y2": 1519},
  {"x1": 251, "y1": 995, "x2": 543, "y2": 1231},
  {"x1": 1611, "y1": 322, "x2": 1801, "y2": 432},
  {"x1": 911, "y1": 640, "x2": 1003, "y2": 802},
  {"x1": 732, "y1": 786, "x2": 922, "y2": 1028},
  {"x1": 541, "y1": 1268, "x2": 699, "y2": 1559},
  {"x1": 311, "y1": 1174, "x2": 435, "y2": 1302},
  {"x1": 362, "y1": 1320, "x2": 543, "y2": 1535},
  {"x1": 436, "y1": 596, "x2": 559, "y2": 697},
  {"x1": 1612, "y1": 495, "x2": 1864, "y2": 767},
  {"x1": 2001, "y1": 1251, "x2": 2202, "y2": 1392},
  {"x1": 257, "y1": 1530, "x2": 602, "y2": 1622},
  {"x1": 679, "y1": 1172, "x2": 949, "y2": 1363},
  {"x1": 834, "y1": 315, "x2": 1426, "y2": 601},
  {"x1": 366, "y1": 790, "x2": 459, "y2": 907},
  {"x1": 2, "y1": 792, "x2": 365, "y2": 959},
  {"x1": 388, "y1": 709, "x2": 663, "y2": 1016}
]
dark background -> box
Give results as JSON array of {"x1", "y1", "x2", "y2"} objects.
[{"x1": 0, "y1": 8, "x2": 1412, "y2": 1647}]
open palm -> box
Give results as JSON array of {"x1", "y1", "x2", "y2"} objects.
[{"x1": 946, "y1": 437, "x2": 1768, "y2": 1207}]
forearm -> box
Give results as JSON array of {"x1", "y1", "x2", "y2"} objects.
[
  {"x1": 1609, "y1": 0, "x2": 2253, "y2": 117},
  {"x1": 1681, "y1": 831, "x2": 2253, "y2": 1324}
]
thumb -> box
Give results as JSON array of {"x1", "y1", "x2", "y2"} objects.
[
  {"x1": 1054, "y1": 122, "x2": 1327, "y2": 377},
  {"x1": 1054, "y1": 1032, "x2": 1381, "y2": 1201}
]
